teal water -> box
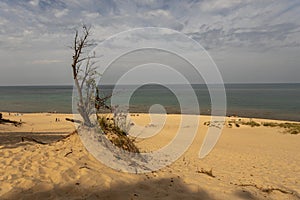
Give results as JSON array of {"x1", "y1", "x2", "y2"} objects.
[{"x1": 0, "y1": 84, "x2": 299, "y2": 121}]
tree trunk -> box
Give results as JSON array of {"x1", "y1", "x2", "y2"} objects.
[{"x1": 74, "y1": 77, "x2": 92, "y2": 127}]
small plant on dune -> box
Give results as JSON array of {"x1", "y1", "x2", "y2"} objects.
[
  {"x1": 196, "y1": 167, "x2": 215, "y2": 178},
  {"x1": 203, "y1": 121, "x2": 223, "y2": 129},
  {"x1": 227, "y1": 120, "x2": 241, "y2": 128},
  {"x1": 113, "y1": 111, "x2": 132, "y2": 135},
  {"x1": 262, "y1": 122, "x2": 278, "y2": 127}
]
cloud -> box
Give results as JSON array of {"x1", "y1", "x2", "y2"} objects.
[
  {"x1": 0, "y1": 0, "x2": 299, "y2": 51},
  {"x1": 81, "y1": 11, "x2": 100, "y2": 19},
  {"x1": 54, "y1": 8, "x2": 69, "y2": 18},
  {"x1": 146, "y1": 9, "x2": 170, "y2": 18},
  {"x1": 29, "y1": 0, "x2": 39, "y2": 7},
  {"x1": 0, "y1": 0, "x2": 299, "y2": 84},
  {"x1": 200, "y1": 0, "x2": 246, "y2": 12},
  {"x1": 31, "y1": 59, "x2": 63, "y2": 65},
  {"x1": 187, "y1": 22, "x2": 300, "y2": 51}
]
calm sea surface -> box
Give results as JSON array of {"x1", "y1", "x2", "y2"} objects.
[{"x1": 0, "y1": 84, "x2": 299, "y2": 121}]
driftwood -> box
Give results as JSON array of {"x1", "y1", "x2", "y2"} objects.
[
  {"x1": 196, "y1": 167, "x2": 215, "y2": 178},
  {"x1": 65, "y1": 118, "x2": 81, "y2": 124}
]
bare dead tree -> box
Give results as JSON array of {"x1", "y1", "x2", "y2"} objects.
[
  {"x1": 71, "y1": 25, "x2": 98, "y2": 127},
  {"x1": 69, "y1": 25, "x2": 139, "y2": 152},
  {"x1": 71, "y1": 25, "x2": 114, "y2": 127}
]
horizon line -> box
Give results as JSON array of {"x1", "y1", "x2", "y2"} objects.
[{"x1": 0, "y1": 82, "x2": 300, "y2": 87}]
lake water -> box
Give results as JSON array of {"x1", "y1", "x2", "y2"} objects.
[{"x1": 0, "y1": 83, "x2": 299, "y2": 121}]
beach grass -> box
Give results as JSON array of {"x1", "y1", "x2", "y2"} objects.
[
  {"x1": 262, "y1": 122, "x2": 300, "y2": 134},
  {"x1": 97, "y1": 115, "x2": 140, "y2": 153},
  {"x1": 204, "y1": 118, "x2": 300, "y2": 134},
  {"x1": 240, "y1": 120, "x2": 261, "y2": 127}
]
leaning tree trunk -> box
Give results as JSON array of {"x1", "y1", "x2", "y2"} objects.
[
  {"x1": 73, "y1": 71, "x2": 92, "y2": 127},
  {"x1": 71, "y1": 25, "x2": 94, "y2": 127}
]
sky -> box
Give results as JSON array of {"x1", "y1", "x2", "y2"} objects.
[{"x1": 0, "y1": 0, "x2": 300, "y2": 85}]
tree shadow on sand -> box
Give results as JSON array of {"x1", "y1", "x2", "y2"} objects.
[
  {"x1": 0, "y1": 133, "x2": 69, "y2": 148},
  {"x1": 234, "y1": 189, "x2": 257, "y2": 200},
  {"x1": 0, "y1": 118, "x2": 22, "y2": 126},
  {"x1": 2, "y1": 177, "x2": 214, "y2": 200}
]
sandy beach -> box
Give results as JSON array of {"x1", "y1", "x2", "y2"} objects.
[
  {"x1": 0, "y1": 112, "x2": 299, "y2": 199},
  {"x1": 0, "y1": 113, "x2": 75, "y2": 146}
]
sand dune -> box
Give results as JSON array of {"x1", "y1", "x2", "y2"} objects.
[{"x1": 0, "y1": 113, "x2": 299, "y2": 199}]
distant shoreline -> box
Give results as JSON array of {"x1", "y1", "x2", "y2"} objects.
[{"x1": 1, "y1": 111, "x2": 299, "y2": 123}]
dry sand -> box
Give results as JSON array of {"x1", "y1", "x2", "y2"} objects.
[
  {"x1": 0, "y1": 112, "x2": 75, "y2": 145},
  {"x1": 0, "y1": 112, "x2": 299, "y2": 199}
]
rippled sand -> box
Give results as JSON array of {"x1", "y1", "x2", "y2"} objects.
[{"x1": 0, "y1": 112, "x2": 299, "y2": 199}]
